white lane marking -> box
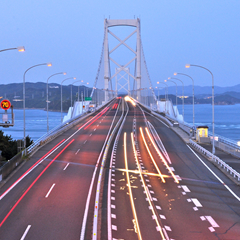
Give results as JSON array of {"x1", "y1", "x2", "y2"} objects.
[
  {"x1": 182, "y1": 185, "x2": 191, "y2": 192},
  {"x1": 187, "y1": 145, "x2": 240, "y2": 202},
  {"x1": 63, "y1": 163, "x2": 70, "y2": 171},
  {"x1": 0, "y1": 109, "x2": 105, "y2": 201},
  {"x1": 160, "y1": 215, "x2": 166, "y2": 219},
  {"x1": 89, "y1": 133, "x2": 92, "y2": 136},
  {"x1": 200, "y1": 216, "x2": 206, "y2": 221},
  {"x1": 20, "y1": 225, "x2": 31, "y2": 240},
  {"x1": 169, "y1": 167, "x2": 175, "y2": 172},
  {"x1": 164, "y1": 226, "x2": 172, "y2": 231},
  {"x1": 209, "y1": 227, "x2": 215, "y2": 232},
  {"x1": 175, "y1": 175, "x2": 182, "y2": 181},
  {"x1": 75, "y1": 149, "x2": 80, "y2": 155},
  {"x1": 205, "y1": 216, "x2": 219, "y2": 228},
  {"x1": 45, "y1": 183, "x2": 56, "y2": 198},
  {"x1": 94, "y1": 128, "x2": 96, "y2": 131},
  {"x1": 111, "y1": 205, "x2": 116, "y2": 209},
  {"x1": 84, "y1": 140, "x2": 87, "y2": 144},
  {"x1": 111, "y1": 214, "x2": 116, "y2": 219},
  {"x1": 112, "y1": 225, "x2": 117, "y2": 230},
  {"x1": 193, "y1": 207, "x2": 199, "y2": 211},
  {"x1": 191, "y1": 198, "x2": 202, "y2": 207}
]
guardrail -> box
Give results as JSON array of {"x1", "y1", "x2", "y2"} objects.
[
  {"x1": 26, "y1": 100, "x2": 114, "y2": 157},
  {"x1": 0, "y1": 100, "x2": 113, "y2": 183},
  {"x1": 189, "y1": 139, "x2": 240, "y2": 182}
]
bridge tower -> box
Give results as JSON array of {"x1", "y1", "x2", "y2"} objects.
[{"x1": 103, "y1": 19, "x2": 141, "y2": 101}]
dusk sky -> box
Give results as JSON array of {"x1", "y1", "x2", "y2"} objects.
[{"x1": 1, "y1": 0, "x2": 240, "y2": 88}]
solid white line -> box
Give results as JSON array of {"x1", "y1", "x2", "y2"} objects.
[
  {"x1": 45, "y1": 183, "x2": 55, "y2": 198},
  {"x1": 20, "y1": 225, "x2": 31, "y2": 240},
  {"x1": 63, "y1": 163, "x2": 70, "y2": 170},
  {"x1": 191, "y1": 198, "x2": 202, "y2": 207},
  {"x1": 205, "y1": 216, "x2": 219, "y2": 228},
  {"x1": 187, "y1": 145, "x2": 240, "y2": 202}
]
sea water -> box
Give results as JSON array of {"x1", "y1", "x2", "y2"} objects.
[
  {"x1": 179, "y1": 103, "x2": 240, "y2": 142},
  {"x1": 1, "y1": 109, "x2": 62, "y2": 141},
  {"x1": 1, "y1": 105, "x2": 240, "y2": 142}
]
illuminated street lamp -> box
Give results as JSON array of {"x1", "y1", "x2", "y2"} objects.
[
  {"x1": 61, "y1": 77, "x2": 76, "y2": 122},
  {"x1": 174, "y1": 72, "x2": 195, "y2": 126},
  {"x1": 185, "y1": 64, "x2": 215, "y2": 154},
  {"x1": 0, "y1": 46, "x2": 25, "y2": 53},
  {"x1": 46, "y1": 72, "x2": 66, "y2": 132},
  {"x1": 23, "y1": 62, "x2": 52, "y2": 154},
  {"x1": 165, "y1": 79, "x2": 178, "y2": 107}
]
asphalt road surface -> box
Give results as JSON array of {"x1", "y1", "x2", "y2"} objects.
[{"x1": 0, "y1": 97, "x2": 239, "y2": 240}]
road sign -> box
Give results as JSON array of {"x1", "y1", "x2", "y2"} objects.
[
  {"x1": 1, "y1": 99, "x2": 11, "y2": 110},
  {"x1": 85, "y1": 97, "x2": 92, "y2": 101}
]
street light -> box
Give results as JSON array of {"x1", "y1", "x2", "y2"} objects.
[
  {"x1": 169, "y1": 77, "x2": 184, "y2": 121},
  {"x1": 23, "y1": 62, "x2": 52, "y2": 154},
  {"x1": 185, "y1": 64, "x2": 215, "y2": 154},
  {"x1": 174, "y1": 72, "x2": 195, "y2": 126},
  {"x1": 0, "y1": 46, "x2": 25, "y2": 53},
  {"x1": 61, "y1": 77, "x2": 76, "y2": 122},
  {"x1": 165, "y1": 79, "x2": 178, "y2": 107},
  {"x1": 46, "y1": 72, "x2": 66, "y2": 132}
]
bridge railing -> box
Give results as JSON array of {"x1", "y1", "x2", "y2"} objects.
[{"x1": 189, "y1": 139, "x2": 240, "y2": 182}]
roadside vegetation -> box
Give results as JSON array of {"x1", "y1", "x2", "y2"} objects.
[{"x1": 0, "y1": 130, "x2": 33, "y2": 167}]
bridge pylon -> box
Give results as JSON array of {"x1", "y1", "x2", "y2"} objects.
[{"x1": 103, "y1": 19, "x2": 141, "y2": 101}]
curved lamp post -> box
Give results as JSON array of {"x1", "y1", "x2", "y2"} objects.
[
  {"x1": 157, "y1": 82, "x2": 168, "y2": 113},
  {"x1": 169, "y1": 77, "x2": 184, "y2": 121},
  {"x1": 47, "y1": 72, "x2": 66, "y2": 132},
  {"x1": 23, "y1": 62, "x2": 52, "y2": 153},
  {"x1": 165, "y1": 79, "x2": 178, "y2": 107},
  {"x1": 174, "y1": 72, "x2": 195, "y2": 126},
  {"x1": 185, "y1": 64, "x2": 215, "y2": 154},
  {"x1": 0, "y1": 46, "x2": 25, "y2": 53},
  {"x1": 61, "y1": 77, "x2": 76, "y2": 122}
]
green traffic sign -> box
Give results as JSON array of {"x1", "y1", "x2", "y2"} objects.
[{"x1": 85, "y1": 97, "x2": 92, "y2": 101}]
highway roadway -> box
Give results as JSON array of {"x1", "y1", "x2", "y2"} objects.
[
  {"x1": 0, "y1": 96, "x2": 239, "y2": 240},
  {"x1": 0, "y1": 98, "x2": 122, "y2": 240},
  {"x1": 106, "y1": 98, "x2": 240, "y2": 240}
]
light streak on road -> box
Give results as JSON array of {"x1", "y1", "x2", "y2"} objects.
[
  {"x1": 0, "y1": 139, "x2": 75, "y2": 228},
  {"x1": 140, "y1": 127, "x2": 165, "y2": 183},
  {"x1": 145, "y1": 127, "x2": 179, "y2": 183},
  {"x1": 131, "y1": 132, "x2": 167, "y2": 240},
  {"x1": 0, "y1": 138, "x2": 66, "y2": 201},
  {"x1": 124, "y1": 132, "x2": 142, "y2": 240},
  {"x1": 124, "y1": 96, "x2": 136, "y2": 106}
]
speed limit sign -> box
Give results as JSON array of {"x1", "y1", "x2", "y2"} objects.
[{"x1": 0, "y1": 99, "x2": 11, "y2": 110}]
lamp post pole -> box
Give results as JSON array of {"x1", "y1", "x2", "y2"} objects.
[
  {"x1": 23, "y1": 62, "x2": 52, "y2": 154},
  {"x1": 186, "y1": 64, "x2": 215, "y2": 154},
  {"x1": 47, "y1": 72, "x2": 66, "y2": 132},
  {"x1": 169, "y1": 77, "x2": 184, "y2": 122},
  {"x1": 61, "y1": 77, "x2": 76, "y2": 122},
  {"x1": 174, "y1": 72, "x2": 195, "y2": 126},
  {"x1": 165, "y1": 79, "x2": 178, "y2": 107},
  {"x1": 0, "y1": 46, "x2": 25, "y2": 53}
]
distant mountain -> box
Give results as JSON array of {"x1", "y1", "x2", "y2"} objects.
[
  {"x1": 0, "y1": 82, "x2": 92, "y2": 111},
  {"x1": 164, "y1": 84, "x2": 240, "y2": 96}
]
